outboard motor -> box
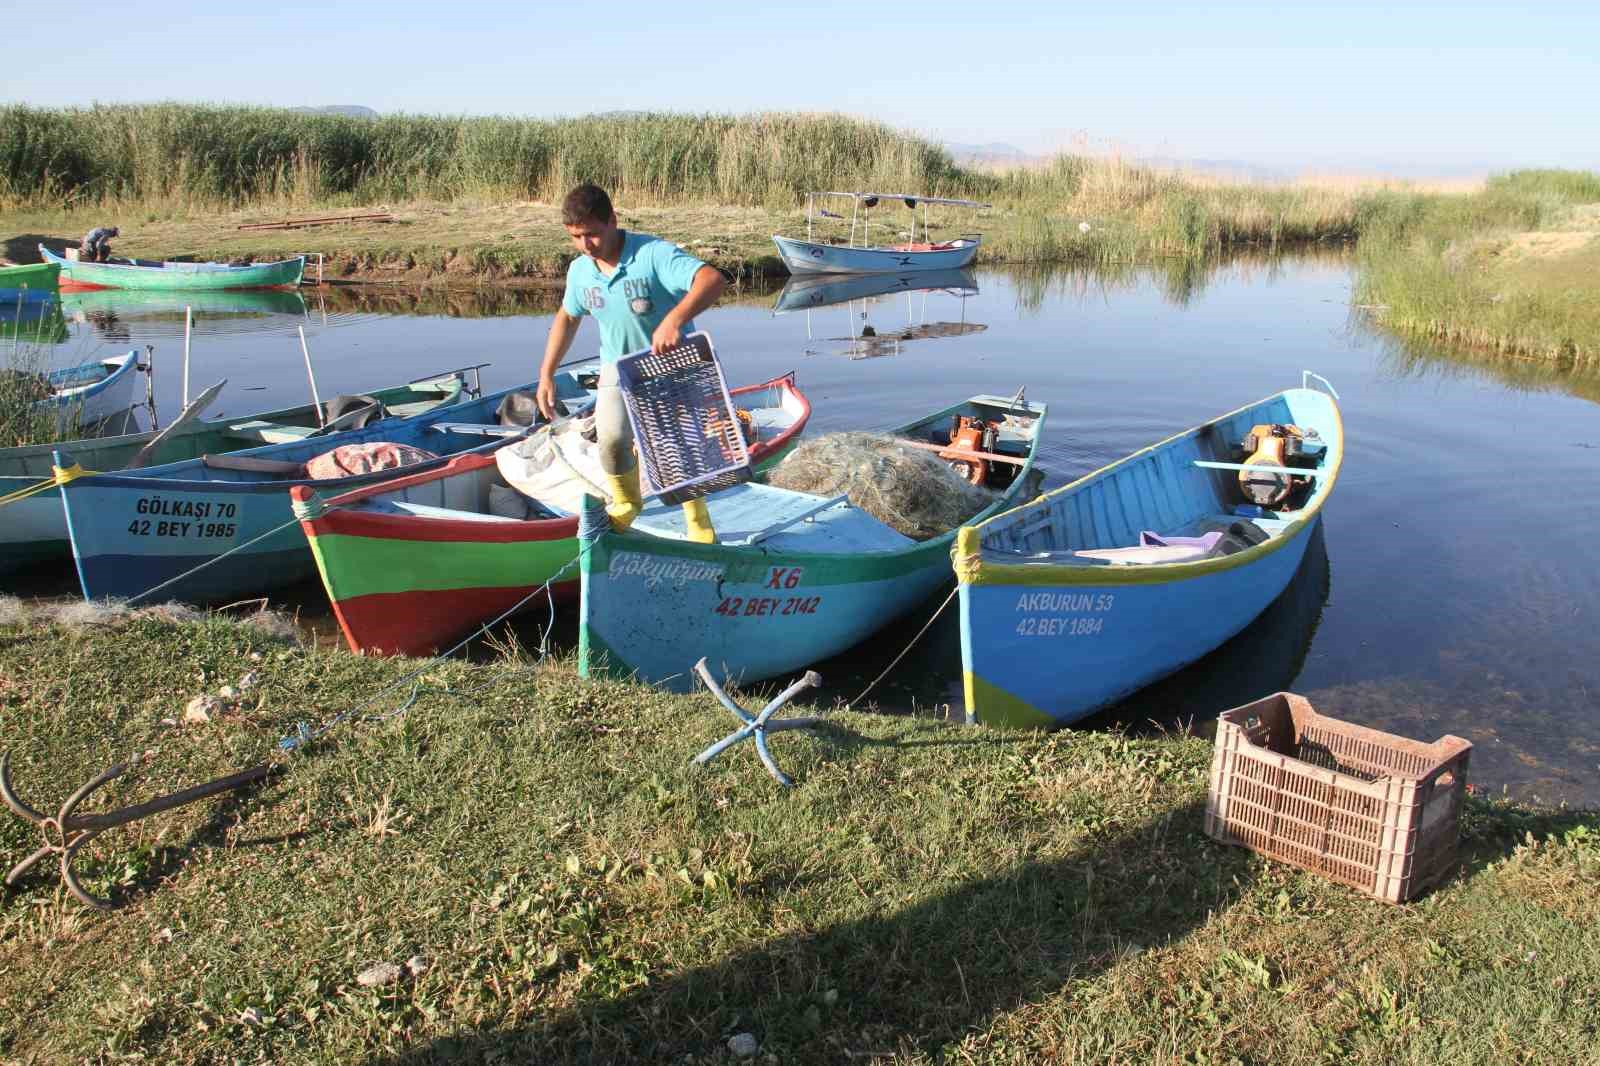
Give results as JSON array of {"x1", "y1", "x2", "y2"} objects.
[{"x1": 1235, "y1": 423, "x2": 1321, "y2": 509}]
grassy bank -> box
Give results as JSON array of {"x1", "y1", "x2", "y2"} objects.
[
  {"x1": 5, "y1": 105, "x2": 1597, "y2": 363},
  {"x1": 1354, "y1": 170, "x2": 1600, "y2": 364},
  {"x1": 1, "y1": 604, "x2": 1595, "y2": 1064}
]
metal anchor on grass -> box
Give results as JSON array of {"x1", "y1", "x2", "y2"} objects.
[
  {"x1": 0, "y1": 751, "x2": 274, "y2": 910},
  {"x1": 692, "y1": 658, "x2": 825, "y2": 787}
]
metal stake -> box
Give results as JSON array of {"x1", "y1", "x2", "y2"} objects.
[{"x1": 692, "y1": 659, "x2": 825, "y2": 787}]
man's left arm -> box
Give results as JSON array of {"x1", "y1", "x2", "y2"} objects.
[{"x1": 651, "y1": 261, "x2": 725, "y2": 354}]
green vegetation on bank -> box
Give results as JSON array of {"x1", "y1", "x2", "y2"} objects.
[
  {"x1": 1, "y1": 605, "x2": 1595, "y2": 1063},
  {"x1": 3, "y1": 104, "x2": 1597, "y2": 361},
  {"x1": 1354, "y1": 170, "x2": 1600, "y2": 364}
]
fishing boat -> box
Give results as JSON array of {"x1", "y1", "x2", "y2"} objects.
[
  {"x1": 1, "y1": 371, "x2": 471, "y2": 576},
  {"x1": 294, "y1": 373, "x2": 811, "y2": 657},
  {"x1": 36, "y1": 352, "x2": 143, "y2": 429},
  {"x1": 39, "y1": 246, "x2": 304, "y2": 291},
  {"x1": 955, "y1": 374, "x2": 1344, "y2": 728},
  {"x1": 0, "y1": 262, "x2": 61, "y2": 303},
  {"x1": 772, "y1": 192, "x2": 987, "y2": 275},
  {"x1": 579, "y1": 392, "x2": 1045, "y2": 692},
  {"x1": 55, "y1": 371, "x2": 595, "y2": 604}
]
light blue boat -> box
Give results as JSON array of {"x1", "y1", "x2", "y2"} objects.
[
  {"x1": 55, "y1": 373, "x2": 595, "y2": 605},
  {"x1": 955, "y1": 374, "x2": 1344, "y2": 728},
  {"x1": 579, "y1": 393, "x2": 1046, "y2": 692},
  {"x1": 772, "y1": 192, "x2": 987, "y2": 275}
]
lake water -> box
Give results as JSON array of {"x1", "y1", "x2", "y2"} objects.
[{"x1": 25, "y1": 252, "x2": 1600, "y2": 805}]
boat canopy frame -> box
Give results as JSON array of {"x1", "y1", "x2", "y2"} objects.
[{"x1": 802, "y1": 191, "x2": 991, "y2": 249}]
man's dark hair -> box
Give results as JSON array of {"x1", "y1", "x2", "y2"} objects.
[{"x1": 562, "y1": 184, "x2": 614, "y2": 226}]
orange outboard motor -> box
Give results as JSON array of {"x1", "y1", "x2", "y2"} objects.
[
  {"x1": 942, "y1": 415, "x2": 999, "y2": 486},
  {"x1": 1237, "y1": 423, "x2": 1311, "y2": 508}
]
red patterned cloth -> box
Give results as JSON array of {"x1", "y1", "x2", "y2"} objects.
[{"x1": 304, "y1": 442, "x2": 440, "y2": 480}]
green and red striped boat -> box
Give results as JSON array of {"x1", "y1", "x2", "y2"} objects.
[
  {"x1": 293, "y1": 373, "x2": 811, "y2": 657},
  {"x1": 40, "y1": 246, "x2": 303, "y2": 291},
  {"x1": 0, "y1": 261, "x2": 61, "y2": 301}
]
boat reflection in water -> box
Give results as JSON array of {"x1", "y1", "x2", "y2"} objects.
[
  {"x1": 773, "y1": 268, "x2": 985, "y2": 359},
  {"x1": 1, "y1": 295, "x2": 68, "y2": 344},
  {"x1": 61, "y1": 287, "x2": 309, "y2": 344}
]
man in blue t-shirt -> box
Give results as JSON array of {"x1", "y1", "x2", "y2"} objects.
[{"x1": 537, "y1": 185, "x2": 725, "y2": 541}]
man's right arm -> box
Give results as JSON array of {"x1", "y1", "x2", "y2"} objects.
[{"x1": 537, "y1": 309, "x2": 582, "y2": 419}]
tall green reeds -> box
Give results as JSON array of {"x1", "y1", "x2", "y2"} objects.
[{"x1": 0, "y1": 105, "x2": 964, "y2": 211}]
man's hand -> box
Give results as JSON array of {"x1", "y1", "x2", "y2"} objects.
[
  {"x1": 535, "y1": 372, "x2": 559, "y2": 420},
  {"x1": 650, "y1": 316, "x2": 685, "y2": 354}
]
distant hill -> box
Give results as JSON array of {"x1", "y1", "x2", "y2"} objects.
[
  {"x1": 1135, "y1": 156, "x2": 1290, "y2": 183},
  {"x1": 945, "y1": 141, "x2": 1032, "y2": 165},
  {"x1": 289, "y1": 105, "x2": 379, "y2": 119}
]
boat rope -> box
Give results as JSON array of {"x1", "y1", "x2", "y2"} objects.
[
  {"x1": 277, "y1": 542, "x2": 591, "y2": 751},
  {"x1": 0, "y1": 461, "x2": 97, "y2": 509},
  {"x1": 122, "y1": 512, "x2": 314, "y2": 607},
  {"x1": 846, "y1": 584, "x2": 959, "y2": 710}
]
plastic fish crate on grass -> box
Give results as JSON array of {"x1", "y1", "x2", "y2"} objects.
[
  {"x1": 1205, "y1": 692, "x2": 1472, "y2": 904},
  {"x1": 616, "y1": 332, "x2": 751, "y2": 505}
]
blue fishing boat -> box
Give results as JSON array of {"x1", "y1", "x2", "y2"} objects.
[
  {"x1": 55, "y1": 373, "x2": 595, "y2": 604},
  {"x1": 772, "y1": 192, "x2": 987, "y2": 275},
  {"x1": 1, "y1": 370, "x2": 471, "y2": 577},
  {"x1": 955, "y1": 374, "x2": 1344, "y2": 728},
  {"x1": 579, "y1": 393, "x2": 1045, "y2": 692}
]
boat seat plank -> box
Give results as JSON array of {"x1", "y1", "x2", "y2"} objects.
[
  {"x1": 201, "y1": 454, "x2": 305, "y2": 474},
  {"x1": 426, "y1": 422, "x2": 526, "y2": 438},
  {"x1": 631, "y1": 482, "x2": 911, "y2": 552},
  {"x1": 226, "y1": 420, "x2": 320, "y2": 444},
  {"x1": 1193, "y1": 460, "x2": 1326, "y2": 478}
]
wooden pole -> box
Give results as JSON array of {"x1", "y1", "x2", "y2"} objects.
[
  {"x1": 298, "y1": 325, "x2": 325, "y2": 427},
  {"x1": 893, "y1": 438, "x2": 1028, "y2": 467},
  {"x1": 181, "y1": 306, "x2": 192, "y2": 407}
]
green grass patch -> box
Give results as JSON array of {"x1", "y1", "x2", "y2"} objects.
[{"x1": 0, "y1": 606, "x2": 1594, "y2": 1063}]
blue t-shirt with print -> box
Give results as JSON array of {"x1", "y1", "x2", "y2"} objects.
[{"x1": 561, "y1": 231, "x2": 707, "y2": 364}]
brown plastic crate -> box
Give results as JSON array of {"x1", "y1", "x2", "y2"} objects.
[{"x1": 1205, "y1": 692, "x2": 1471, "y2": 903}]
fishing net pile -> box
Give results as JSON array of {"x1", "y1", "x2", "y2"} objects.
[{"x1": 766, "y1": 432, "x2": 995, "y2": 540}]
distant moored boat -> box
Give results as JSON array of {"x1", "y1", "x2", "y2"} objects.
[{"x1": 40, "y1": 245, "x2": 304, "y2": 291}]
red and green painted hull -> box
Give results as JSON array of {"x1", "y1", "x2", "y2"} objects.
[{"x1": 298, "y1": 374, "x2": 810, "y2": 657}]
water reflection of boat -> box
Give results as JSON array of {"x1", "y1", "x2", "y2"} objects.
[
  {"x1": 61, "y1": 287, "x2": 308, "y2": 319},
  {"x1": 0, "y1": 296, "x2": 68, "y2": 343},
  {"x1": 772, "y1": 268, "x2": 979, "y2": 312},
  {"x1": 778, "y1": 268, "x2": 985, "y2": 359}
]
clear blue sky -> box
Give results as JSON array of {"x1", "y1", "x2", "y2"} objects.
[{"x1": 5, "y1": 0, "x2": 1595, "y2": 176}]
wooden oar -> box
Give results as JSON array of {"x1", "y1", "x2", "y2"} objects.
[
  {"x1": 124, "y1": 379, "x2": 227, "y2": 470},
  {"x1": 893, "y1": 438, "x2": 1028, "y2": 467}
]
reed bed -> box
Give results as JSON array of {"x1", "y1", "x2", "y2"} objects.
[
  {"x1": 1353, "y1": 170, "x2": 1600, "y2": 364},
  {"x1": 1, "y1": 104, "x2": 1361, "y2": 263}
]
